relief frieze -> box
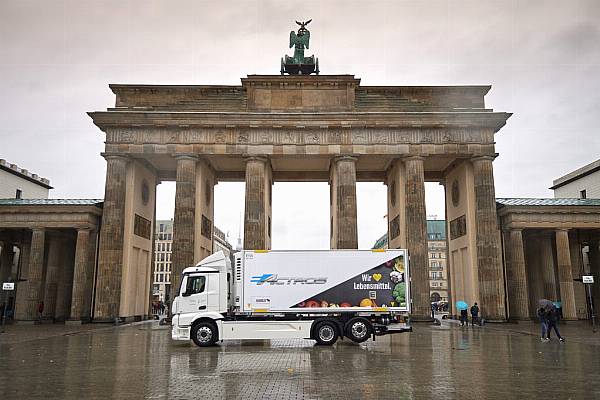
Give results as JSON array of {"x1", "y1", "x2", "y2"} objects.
[
  {"x1": 104, "y1": 126, "x2": 490, "y2": 146},
  {"x1": 303, "y1": 131, "x2": 320, "y2": 144}
]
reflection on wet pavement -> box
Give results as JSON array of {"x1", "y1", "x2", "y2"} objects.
[{"x1": 1, "y1": 321, "x2": 599, "y2": 399}]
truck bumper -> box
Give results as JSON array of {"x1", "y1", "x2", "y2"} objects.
[
  {"x1": 171, "y1": 325, "x2": 191, "y2": 341},
  {"x1": 373, "y1": 322, "x2": 412, "y2": 336}
]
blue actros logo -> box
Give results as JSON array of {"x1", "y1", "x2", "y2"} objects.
[
  {"x1": 250, "y1": 274, "x2": 274, "y2": 284},
  {"x1": 250, "y1": 274, "x2": 327, "y2": 285}
]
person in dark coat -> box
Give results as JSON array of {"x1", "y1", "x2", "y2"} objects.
[
  {"x1": 460, "y1": 308, "x2": 468, "y2": 326},
  {"x1": 470, "y1": 303, "x2": 480, "y2": 326},
  {"x1": 546, "y1": 307, "x2": 565, "y2": 342}
]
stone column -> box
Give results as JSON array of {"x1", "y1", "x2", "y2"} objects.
[
  {"x1": 403, "y1": 156, "x2": 429, "y2": 319},
  {"x1": 69, "y1": 228, "x2": 91, "y2": 321},
  {"x1": 555, "y1": 229, "x2": 577, "y2": 320},
  {"x1": 25, "y1": 228, "x2": 46, "y2": 320},
  {"x1": 472, "y1": 156, "x2": 506, "y2": 321},
  {"x1": 43, "y1": 234, "x2": 63, "y2": 319},
  {"x1": 0, "y1": 241, "x2": 14, "y2": 303},
  {"x1": 244, "y1": 156, "x2": 272, "y2": 250},
  {"x1": 329, "y1": 156, "x2": 358, "y2": 249},
  {"x1": 55, "y1": 237, "x2": 76, "y2": 321},
  {"x1": 540, "y1": 233, "x2": 558, "y2": 299},
  {"x1": 590, "y1": 239, "x2": 600, "y2": 309},
  {"x1": 504, "y1": 229, "x2": 530, "y2": 319},
  {"x1": 171, "y1": 154, "x2": 198, "y2": 297},
  {"x1": 386, "y1": 159, "x2": 407, "y2": 249},
  {"x1": 94, "y1": 154, "x2": 129, "y2": 321}
]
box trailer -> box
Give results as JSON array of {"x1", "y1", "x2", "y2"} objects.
[{"x1": 171, "y1": 249, "x2": 412, "y2": 347}]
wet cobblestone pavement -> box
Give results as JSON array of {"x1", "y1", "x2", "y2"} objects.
[{"x1": 1, "y1": 320, "x2": 600, "y2": 399}]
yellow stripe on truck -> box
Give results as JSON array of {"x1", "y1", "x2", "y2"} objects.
[
  {"x1": 254, "y1": 250, "x2": 269, "y2": 253},
  {"x1": 371, "y1": 249, "x2": 385, "y2": 252}
]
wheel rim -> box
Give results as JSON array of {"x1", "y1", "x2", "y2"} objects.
[
  {"x1": 318, "y1": 325, "x2": 335, "y2": 342},
  {"x1": 351, "y1": 321, "x2": 368, "y2": 339},
  {"x1": 197, "y1": 326, "x2": 213, "y2": 343}
]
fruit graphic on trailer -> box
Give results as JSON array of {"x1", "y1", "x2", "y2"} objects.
[
  {"x1": 340, "y1": 302, "x2": 351, "y2": 308},
  {"x1": 360, "y1": 298, "x2": 374, "y2": 307}
]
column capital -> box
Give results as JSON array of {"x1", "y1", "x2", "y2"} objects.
[
  {"x1": 101, "y1": 153, "x2": 130, "y2": 162},
  {"x1": 31, "y1": 227, "x2": 45, "y2": 233},
  {"x1": 173, "y1": 153, "x2": 199, "y2": 162},
  {"x1": 244, "y1": 155, "x2": 270, "y2": 164},
  {"x1": 403, "y1": 155, "x2": 426, "y2": 162},
  {"x1": 555, "y1": 228, "x2": 570, "y2": 233},
  {"x1": 76, "y1": 227, "x2": 92, "y2": 233},
  {"x1": 332, "y1": 155, "x2": 358, "y2": 163},
  {"x1": 471, "y1": 154, "x2": 498, "y2": 163}
]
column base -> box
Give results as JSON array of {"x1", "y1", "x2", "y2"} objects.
[{"x1": 409, "y1": 315, "x2": 435, "y2": 322}]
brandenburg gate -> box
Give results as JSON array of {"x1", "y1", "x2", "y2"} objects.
[{"x1": 88, "y1": 72, "x2": 511, "y2": 321}]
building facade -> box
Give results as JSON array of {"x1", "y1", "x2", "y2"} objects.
[
  {"x1": 0, "y1": 159, "x2": 52, "y2": 199},
  {"x1": 427, "y1": 220, "x2": 448, "y2": 303},
  {"x1": 153, "y1": 220, "x2": 173, "y2": 302},
  {"x1": 551, "y1": 159, "x2": 600, "y2": 199}
]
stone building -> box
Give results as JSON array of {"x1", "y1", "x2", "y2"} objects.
[
  {"x1": 0, "y1": 199, "x2": 102, "y2": 322},
  {"x1": 0, "y1": 159, "x2": 52, "y2": 199},
  {"x1": 551, "y1": 158, "x2": 600, "y2": 199},
  {"x1": 153, "y1": 219, "x2": 173, "y2": 302},
  {"x1": 88, "y1": 74, "x2": 511, "y2": 321},
  {"x1": 427, "y1": 220, "x2": 448, "y2": 303},
  {"x1": 497, "y1": 198, "x2": 600, "y2": 320}
]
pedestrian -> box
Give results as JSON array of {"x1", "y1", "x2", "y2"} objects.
[
  {"x1": 546, "y1": 307, "x2": 565, "y2": 342},
  {"x1": 37, "y1": 301, "x2": 44, "y2": 323},
  {"x1": 460, "y1": 308, "x2": 468, "y2": 326},
  {"x1": 537, "y1": 307, "x2": 549, "y2": 342},
  {"x1": 470, "y1": 302, "x2": 480, "y2": 326},
  {"x1": 431, "y1": 303, "x2": 436, "y2": 320}
]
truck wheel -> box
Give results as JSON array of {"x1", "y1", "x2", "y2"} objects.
[
  {"x1": 314, "y1": 321, "x2": 338, "y2": 346},
  {"x1": 191, "y1": 321, "x2": 218, "y2": 347},
  {"x1": 345, "y1": 317, "x2": 372, "y2": 343}
]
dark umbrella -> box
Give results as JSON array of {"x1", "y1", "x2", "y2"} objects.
[{"x1": 538, "y1": 299, "x2": 555, "y2": 311}]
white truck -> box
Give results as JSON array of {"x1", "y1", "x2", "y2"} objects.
[{"x1": 171, "y1": 249, "x2": 412, "y2": 347}]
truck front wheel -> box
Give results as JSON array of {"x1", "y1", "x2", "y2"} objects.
[
  {"x1": 191, "y1": 321, "x2": 218, "y2": 347},
  {"x1": 345, "y1": 317, "x2": 372, "y2": 343},
  {"x1": 314, "y1": 320, "x2": 339, "y2": 346}
]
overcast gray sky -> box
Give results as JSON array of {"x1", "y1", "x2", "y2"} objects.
[{"x1": 1, "y1": 0, "x2": 599, "y2": 249}]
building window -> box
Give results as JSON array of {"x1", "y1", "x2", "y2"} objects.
[
  {"x1": 580, "y1": 189, "x2": 587, "y2": 199},
  {"x1": 160, "y1": 223, "x2": 165, "y2": 232},
  {"x1": 15, "y1": 189, "x2": 22, "y2": 199}
]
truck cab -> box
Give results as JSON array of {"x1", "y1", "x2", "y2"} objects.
[{"x1": 171, "y1": 251, "x2": 231, "y2": 340}]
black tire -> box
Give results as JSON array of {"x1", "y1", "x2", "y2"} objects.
[
  {"x1": 345, "y1": 317, "x2": 372, "y2": 343},
  {"x1": 191, "y1": 321, "x2": 218, "y2": 347},
  {"x1": 314, "y1": 320, "x2": 338, "y2": 346}
]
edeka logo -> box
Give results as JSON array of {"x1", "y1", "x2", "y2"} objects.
[{"x1": 250, "y1": 274, "x2": 327, "y2": 285}]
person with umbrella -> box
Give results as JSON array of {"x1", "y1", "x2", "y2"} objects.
[
  {"x1": 546, "y1": 306, "x2": 565, "y2": 342},
  {"x1": 456, "y1": 301, "x2": 468, "y2": 326}
]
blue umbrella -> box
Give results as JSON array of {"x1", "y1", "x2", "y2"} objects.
[{"x1": 456, "y1": 301, "x2": 468, "y2": 310}]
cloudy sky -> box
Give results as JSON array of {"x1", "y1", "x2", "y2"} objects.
[{"x1": 1, "y1": 1, "x2": 599, "y2": 249}]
